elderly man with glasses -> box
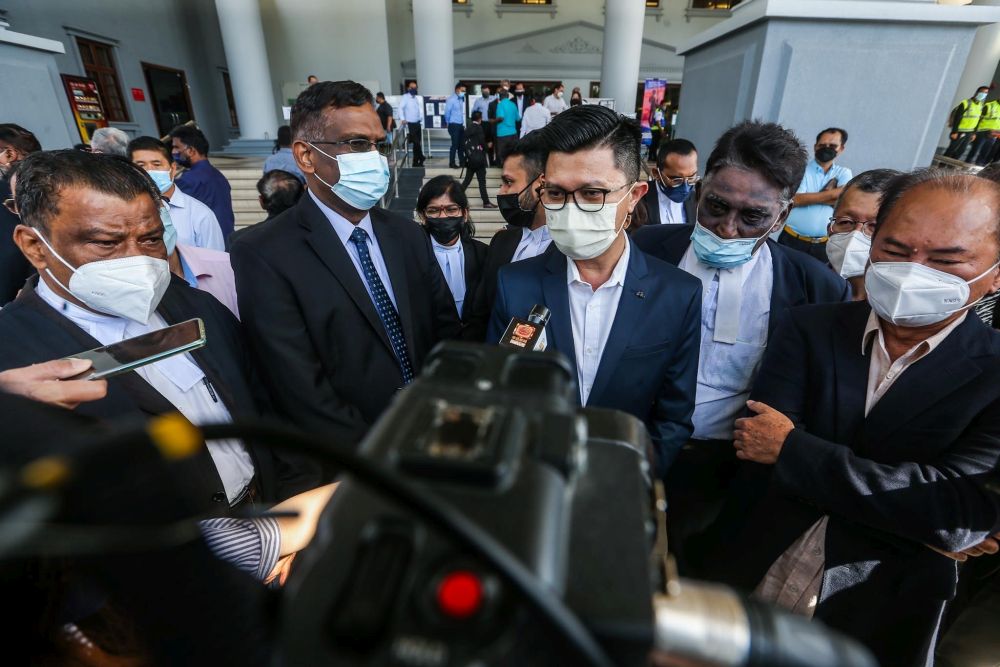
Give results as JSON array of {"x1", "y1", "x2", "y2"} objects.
[
  {"x1": 632, "y1": 120, "x2": 851, "y2": 573},
  {"x1": 488, "y1": 104, "x2": 703, "y2": 480}
]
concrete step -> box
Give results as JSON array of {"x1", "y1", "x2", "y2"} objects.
[
  {"x1": 217, "y1": 168, "x2": 267, "y2": 180},
  {"x1": 423, "y1": 167, "x2": 502, "y2": 177},
  {"x1": 228, "y1": 178, "x2": 261, "y2": 190},
  {"x1": 235, "y1": 211, "x2": 265, "y2": 226},
  {"x1": 234, "y1": 199, "x2": 268, "y2": 213}
]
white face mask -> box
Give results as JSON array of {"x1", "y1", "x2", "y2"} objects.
[
  {"x1": 546, "y1": 185, "x2": 634, "y2": 260},
  {"x1": 865, "y1": 260, "x2": 999, "y2": 327},
  {"x1": 34, "y1": 230, "x2": 171, "y2": 324},
  {"x1": 825, "y1": 231, "x2": 871, "y2": 278}
]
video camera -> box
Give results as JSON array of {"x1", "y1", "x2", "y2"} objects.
[{"x1": 278, "y1": 343, "x2": 876, "y2": 667}]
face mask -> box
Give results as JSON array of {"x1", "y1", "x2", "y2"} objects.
[
  {"x1": 497, "y1": 178, "x2": 540, "y2": 228},
  {"x1": 34, "y1": 230, "x2": 170, "y2": 324},
  {"x1": 309, "y1": 144, "x2": 389, "y2": 211},
  {"x1": 458, "y1": 92, "x2": 465, "y2": 100},
  {"x1": 547, "y1": 185, "x2": 634, "y2": 261},
  {"x1": 409, "y1": 88, "x2": 418, "y2": 96},
  {"x1": 816, "y1": 147, "x2": 838, "y2": 163},
  {"x1": 555, "y1": 91, "x2": 563, "y2": 99},
  {"x1": 515, "y1": 91, "x2": 524, "y2": 97},
  {"x1": 148, "y1": 170, "x2": 173, "y2": 194},
  {"x1": 658, "y1": 179, "x2": 693, "y2": 204},
  {"x1": 865, "y1": 260, "x2": 999, "y2": 327},
  {"x1": 690, "y1": 220, "x2": 775, "y2": 270},
  {"x1": 825, "y1": 231, "x2": 870, "y2": 278},
  {"x1": 976, "y1": 92, "x2": 988, "y2": 102},
  {"x1": 172, "y1": 151, "x2": 191, "y2": 168},
  {"x1": 160, "y1": 204, "x2": 178, "y2": 256},
  {"x1": 425, "y1": 216, "x2": 464, "y2": 245},
  {"x1": 570, "y1": 98, "x2": 582, "y2": 107}
]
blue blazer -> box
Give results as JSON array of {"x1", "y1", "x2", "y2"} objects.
[
  {"x1": 488, "y1": 242, "x2": 702, "y2": 475},
  {"x1": 631, "y1": 224, "x2": 852, "y2": 336}
]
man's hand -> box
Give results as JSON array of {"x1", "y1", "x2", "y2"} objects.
[
  {"x1": 733, "y1": 400, "x2": 794, "y2": 465},
  {"x1": 0, "y1": 359, "x2": 108, "y2": 409},
  {"x1": 928, "y1": 532, "x2": 1000, "y2": 562}
]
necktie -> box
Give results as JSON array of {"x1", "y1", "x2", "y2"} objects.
[{"x1": 349, "y1": 227, "x2": 414, "y2": 384}]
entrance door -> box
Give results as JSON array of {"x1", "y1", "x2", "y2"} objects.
[{"x1": 142, "y1": 62, "x2": 195, "y2": 137}]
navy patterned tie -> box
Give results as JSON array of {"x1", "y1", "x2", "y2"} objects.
[{"x1": 349, "y1": 227, "x2": 414, "y2": 384}]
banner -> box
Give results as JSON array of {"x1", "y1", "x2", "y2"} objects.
[
  {"x1": 61, "y1": 75, "x2": 108, "y2": 143},
  {"x1": 640, "y1": 79, "x2": 667, "y2": 146}
]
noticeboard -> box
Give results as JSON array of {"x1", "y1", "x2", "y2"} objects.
[{"x1": 423, "y1": 96, "x2": 448, "y2": 129}]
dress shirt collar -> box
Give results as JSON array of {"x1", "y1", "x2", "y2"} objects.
[
  {"x1": 36, "y1": 276, "x2": 125, "y2": 331},
  {"x1": 681, "y1": 241, "x2": 767, "y2": 288},
  {"x1": 308, "y1": 188, "x2": 374, "y2": 246},
  {"x1": 431, "y1": 237, "x2": 463, "y2": 254},
  {"x1": 566, "y1": 237, "x2": 630, "y2": 288},
  {"x1": 521, "y1": 225, "x2": 551, "y2": 243},
  {"x1": 861, "y1": 309, "x2": 966, "y2": 357},
  {"x1": 166, "y1": 186, "x2": 190, "y2": 209}
]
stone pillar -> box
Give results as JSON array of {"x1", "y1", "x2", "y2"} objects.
[
  {"x1": 214, "y1": 0, "x2": 279, "y2": 141},
  {"x1": 412, "y1": 0, "x2": 455, "y2": 95},
  {"x1": 600, "y1": 0, "x2": 646, "y2": 115}
]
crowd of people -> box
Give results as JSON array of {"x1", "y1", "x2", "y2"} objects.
[{"x1": 1, "y1": 76, "x2": 1000, "y2": 666}]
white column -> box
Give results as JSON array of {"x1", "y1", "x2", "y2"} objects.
[
  {"x1": 214, "y1": 0, "x2": 279, "y2": 140},
  {"x1": 600, "y1": 0, "x2": 646, "y2": 115},
  {"x1": 412, "y1": 0, "x2": 454, "y2": 96}
]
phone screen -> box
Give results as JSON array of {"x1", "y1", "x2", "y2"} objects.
[{"x1": 66, "y1": 318, "x2": 206, "y2": 380}]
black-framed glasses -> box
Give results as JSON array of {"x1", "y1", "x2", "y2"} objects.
[
  {"x1": 310, "y1": 139, "x2": 381, "y2": 153},
  {"x1": 828, "y1": 216, "x2": 876, "y2": 237},
  {"x1": 660, "y1": 174, "x2": 700, "y2": 188},
  {"x1": 537, "y1": 182, "x2": 633, "y2": 212},
  {"x1": 2, "y1": 197, "x2": 16, "y2": 215}
]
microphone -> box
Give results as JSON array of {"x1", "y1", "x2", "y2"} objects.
[{"x1": 499, "y1": 304, "x2": 550, "y2": 352}]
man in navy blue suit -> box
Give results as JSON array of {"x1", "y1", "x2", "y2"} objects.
[
  {"x1": 632, "y1": 121, "x2": 850, "y2": 569},
  {"x1": 488, "y1": 104, "x2": 702, "y2": 477}
]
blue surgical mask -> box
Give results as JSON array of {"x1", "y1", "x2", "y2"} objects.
[
  {"x1": 458, "y1": 92, "x2": 465, "y2": 100},
  {"x1": 658, "y1": 179, "x2": 693, "y2": 204},
  {"x1": 160, "y1": 204, "x2": 178, "y2": 256},
  {"x1": 976, "y1": 92, "x2": 988, "y2": 102},
  {"x1": 409, "y1": 88, "x2": 418, "y2": 96},
  {"x1": 690, "y1": 221, "x2": 774, "y2": 269},
  {"x1": 148, "y1": 169, "x2": 173, "y2": 194},
  {"x1": 309, "y1": 143, "x2": 389, "y2": 211}
]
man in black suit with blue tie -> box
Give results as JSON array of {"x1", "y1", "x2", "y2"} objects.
[
  {"x1": 488, "y1": 104, "x2": 702, "y2": 477},
  {"x1": 231, "y1": 81, "x2": 461, "y2": 476}
]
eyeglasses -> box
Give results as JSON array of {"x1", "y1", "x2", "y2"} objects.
[
  {"x1": 660, "y1": 174, "x2": 700, "y2": 188},
  {"x1": 537, "y1": 182, "x2": 632, "y2": 212},
  {"x1": 2, "y1": 197, "x2": 16, "y2": 215},
  {"x1": 310, "y1": 139, "x2": 381, "y2": 153},
  {"x1": 424, "y1": 204, "x2": 464, "y2": 217},
  {"x1": 828, "y1": 216, "x2": 876, "y2": 237}
]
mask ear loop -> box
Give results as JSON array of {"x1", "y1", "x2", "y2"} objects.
[{"x1": 31, "y1": 229, "x2": 80, "y2": 298}]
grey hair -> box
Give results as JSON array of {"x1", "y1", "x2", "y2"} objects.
[
  {"x1": 90, "y1": 127, "x2": 130, "y2": 156},
  {"x1": 834, "y1": 168, "x2": 902, "y2": 210}
]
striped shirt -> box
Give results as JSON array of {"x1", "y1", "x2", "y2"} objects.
[{"x1": 200, "y1": 516, "x2": 281, "y2": 580}]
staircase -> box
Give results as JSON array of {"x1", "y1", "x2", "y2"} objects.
[{"x1": 400, "y1": 166, "x2": 507, "y2": 243}]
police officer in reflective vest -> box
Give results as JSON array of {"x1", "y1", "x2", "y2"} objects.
[
  {"x1": 944, "y1": 85, "x2": 990, "y2": 160},
  {"x1": 968, "y1": 97, "x2": 1000, "y2": 166}
]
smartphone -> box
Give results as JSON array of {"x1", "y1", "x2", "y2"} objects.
[{"x1": 64, "y1": 318, "x2": 207, "y2": 380}]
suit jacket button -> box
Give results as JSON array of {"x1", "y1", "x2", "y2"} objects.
[{"x1": 212, "y1": 492, "x2": 227, "y2": 503}]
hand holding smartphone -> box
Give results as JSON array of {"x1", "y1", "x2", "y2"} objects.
[{"x1": 63, "y1": 319, "x2": 207, "y2": 381}]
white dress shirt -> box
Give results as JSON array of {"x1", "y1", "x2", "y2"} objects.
[
  {"x1": 543, "y1": 94, "x2": 568, "y2": 115},
  {"x1": 519, "y1": 103, "x2": 551, "y2": 138},
  {"x1": 656, "y1": 185, "x2": 688, "y2": 225},
  {"x1": 432, "y1": 237, "x2": 466, "y2": 315},
  {"x1": 36, "y1": 279, "x2": 255, "y2": 503},
  {"x1": 678, "y1": 243, "x2": 773, "y2": 440},
  {"x1": 566, "y1": 240, "x2": 630, "y2": 405},
  {"x1": 308, "y1": 189, "x2": 398, "y2": 309},
  {"x1": 166, "y1": 186, "x2": 226, "y2": 251},
  {"x1": 400, "y1": 93, "x2": 424, "y2": 123},
  {"x1": 512, "y1": 225, "x2": 552, "y2": 263}
]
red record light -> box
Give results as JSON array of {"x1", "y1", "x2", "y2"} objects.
[{"x1": 436, "y1": 570, "x2": 484, "y2": 619}]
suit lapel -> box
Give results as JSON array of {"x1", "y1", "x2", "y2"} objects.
[
  {"x1": 658, "y1": 226, "x2": 693, "y2": 265},
  {"x1": 541, "y1": 251, "x2": 577, "y2": 385},
  {"x1": 643, "y1": 184, "x2": 661, "y2": 225},
  {"x1": 767, "y1": 242, "x2": 808, "y2": 335},
  {"x1": 300, "y1": 197, "x2": 395, "y2": 357},
  {"x1": 831, "y1": 302, "x2": 872, "y2": 446},
  {"x1": 588, "y1": 243, "x2": 647, "y2": 405},
  {"x1": 372, "y1": 210, "x2": 416, "y2": 359}
]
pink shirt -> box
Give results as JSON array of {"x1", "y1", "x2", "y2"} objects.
[{"x1": 177, "y1": 244, "x2": 240, "y2": 319}]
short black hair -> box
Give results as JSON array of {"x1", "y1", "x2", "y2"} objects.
[
  {"x1": 416, "y1": 175, "x2": 475, "y2": 240},
  {"x1": 816, "y1": 127, "x2": 848, "y2": 145},
  {"x1": 376, "y1": 91, "x2": 385, "y2": 100},
  {"x1": 455, "y1": 82, "x2": 465, "y2": 91},
  {"x1": 506, "y1": 130, "x2": 549, "y2": 180},
  {"x1": 257, "y1": 169, "x2": 304, "y2": 216},
  {"x1": 127, "y1": 136, "x2": 172, "y2": 164},
  {"x1": 291, "y1": 80, "x2": 373, "y2": 141},
  {"x1": 0, "y1": 123, "x2": 41, "y2": 154},
  {"x1": 656, "y1": 138, "x2": 697, "y2": 168},
  {"x1": 14, "y1": 150, "x2": 161, "y2": 232},
  {"x1": 835, "y1": 168, "x2": 902, "y2": 210},
  {"x1": 471, "y1": 110, "x2": 483, "y2": 122},
  {"x1": 276, "y1": 125, "x2": 292, "y2": 149},
  {"x1": 539, "y1": 103, "x2": 641, "y2": 182},
  {"x1": 169, "y1": 125, "x2": 209, "y2": 156},
  {"x1": 875, "y1": 169, "x2": 1000, "y2": 258},
  {"x1": 704, "y1": 120, "x2": 807, "y2": 202}
]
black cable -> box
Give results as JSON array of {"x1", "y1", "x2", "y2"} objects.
[{"x1": 10, "y1": 419, "x2": 616, "y2": 667}]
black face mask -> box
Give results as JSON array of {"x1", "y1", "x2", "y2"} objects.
[
  {"x1": 426, "y1": 216, "x2": 464, "y2": 244},
  {"x1": 497, "y1": 182, "x2": 539, "y2": 229},
  {"x1": 570, "y1": 98, "x2": 582, "y2": 107},
  {"x1": 816, "y1": 147, "x2": 837, "y2": 163},
  {"x1": 514, "y1": 91, "x2": 524, "y2": 97}
]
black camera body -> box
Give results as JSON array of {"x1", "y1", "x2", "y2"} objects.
[{"x1": 280, "y1": 343, "x2": 657, "y2": 666}]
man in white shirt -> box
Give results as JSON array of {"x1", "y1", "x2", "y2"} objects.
[
  {"x1": 543, "y1": 82, "x2": 568, "y2": 117},
  {"x1": 399, "y1": 81, "x2": 426, "y2": 166},
  {"x1": 488, "y1": 104, "x2": 702, "y2": 477},
  {"x1": 519, "y1": 95, "x2": 551, "y2": 138},
  {"x1": 128, "y1": 136, "x2": 225, "y2": 251}
]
